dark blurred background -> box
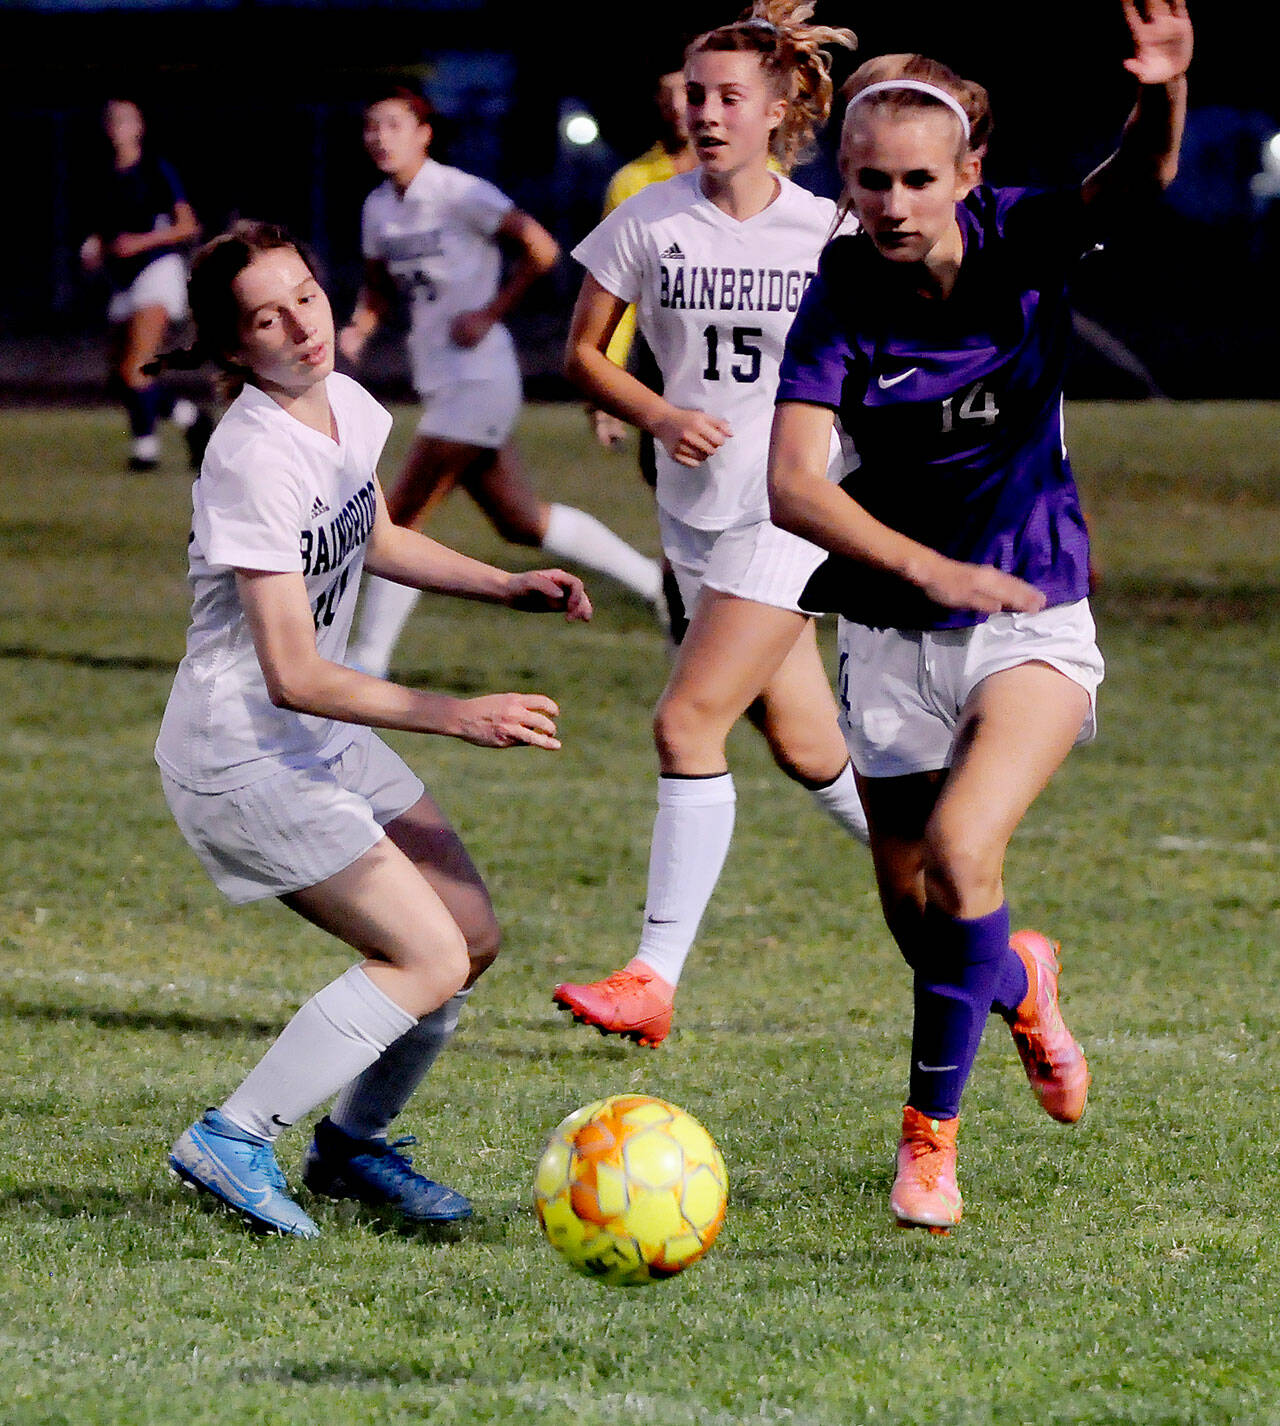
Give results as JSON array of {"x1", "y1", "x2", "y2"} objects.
[{"x1": 2, "y1": 0, "x2": 1275, "y2": 400}]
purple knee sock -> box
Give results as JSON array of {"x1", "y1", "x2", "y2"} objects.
[{"x1": 907, "y1": 903, "x2": 1028, "y2": 1119}]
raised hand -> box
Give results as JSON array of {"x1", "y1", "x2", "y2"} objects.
[
  {"x1": 1122, "y1": 0, "x2": 1193, "y2": 85},
  {"x1": 506, "y1": 568, "x2": 593, "y2": 622},
  {"x1": 454, "y1": 692, "x2": 563, "y2": 750}
]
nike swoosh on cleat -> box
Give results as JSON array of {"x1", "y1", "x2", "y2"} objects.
[
  {"x1": 915, "y1": 1061, "x2": 959, "y2": 1072},
  {"x1": 877, "y1": 368, "x2": 918, "y2": 389},
  {"x1": 645, "y1": 916, "x2": 677, "y2": 925},
  {"x1": 182, "y1": 1135, "x2": 274, "y2": 1209},
  {"x1": 271, "y1": 1115, "x2": 293, "y2": 1128}
]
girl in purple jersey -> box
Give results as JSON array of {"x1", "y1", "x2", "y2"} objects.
[{"x1": 768, "y1": 0, "x2": 1192, "y2": 1232}]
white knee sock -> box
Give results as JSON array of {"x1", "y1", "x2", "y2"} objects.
[
  {"x1": 807, "y1": 760, "x2": 870, "y2": 845},
  {"x1": 634, "y1": 773, "x2": 736, "y2": 987},
  {"x1": 348, "y1": 576, "x2": 422, "y2": 678},
  {"x1": 542, "y1": 502, "x2": 662, "y2": 603},
  {"x1": 329, "y1": 987, "x2": 471, "y2": 1141},
  {"x1": 220, "y1": 965, "x2": 417, "y2": 1141}
]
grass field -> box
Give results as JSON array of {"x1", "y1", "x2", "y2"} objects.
[{"x1": 2, "y1": 400, "x2": 1279, "y2": 1425}]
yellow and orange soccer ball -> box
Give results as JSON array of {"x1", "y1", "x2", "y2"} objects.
[{"x1": 532, "y1": 1094, "x2": 728, "y2": 1286}]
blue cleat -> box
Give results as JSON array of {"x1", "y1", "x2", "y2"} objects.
[
  {"x1": 301, "y1": 1116, "x2": 473, "y2": 1223},
  {"x1": 169, "y1": 1108, "x2": 319, "y2": 1239}
]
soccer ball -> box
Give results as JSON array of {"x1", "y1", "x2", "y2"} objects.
[{"x1": 532, "y1": 1094, "x2": 728, "y2": 1286}]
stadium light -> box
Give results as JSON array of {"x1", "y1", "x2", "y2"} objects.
[
  {"x1": 559, "y1": 101, "x2": 600, "y2": 148},
  {"x1": 1250, "y1": 130, "x2": 1280, "y2": 201}
]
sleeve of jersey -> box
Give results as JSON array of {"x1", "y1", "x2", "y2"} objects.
[
  {"x1": 570, "y1": 207, "x2": 643, "y2": 306},
  {"x1": 157, "y1": 158, "x2": 187, "y2": 207},
  {"x1": 459, "y1": 173, "x2": 517, "y2": 237},
  {"x1": 775, "y1": 269, "x2": 854, "y2": 410},
  {"x1": 197, "y1": 434, "x2": 307, "y2": 574}
]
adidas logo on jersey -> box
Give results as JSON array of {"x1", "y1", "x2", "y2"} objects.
[
  {"x1": 660, "y1": 242, "x2": 686, "y2": 260},
  {"x1": 310, "y1": 496, "x2": 331, "y2": 519}
]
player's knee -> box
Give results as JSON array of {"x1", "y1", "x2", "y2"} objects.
[
  {"x1": 653, "y1": 692, "x2": 724, "y2": 765},
  {"x1": 465, "y1": 914, "x2": 502, "y2": 982},
  {"x1": 490, "y1": 507, "x2": 541, "y2": 546},
  {"x1": 404, "y1": 921, "x2": 471, "y2": 1000},
  {"x1": 921, "y1": 824, "x2": 1001, "y2": 917},
  {"x1": 117, "y1": 358, "x2": 150, "y2": 391}
]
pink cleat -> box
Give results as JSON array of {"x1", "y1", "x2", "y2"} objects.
[
  {"x1": 552, "y1": 962, "x2": 675, "y2": 1047},
  {"x1": 890, "y1": 1105, "x2": 962, "y2": 1234},
  {"x1": 1007, "y1": 929, "x2": 1090, "y2": 1123}
]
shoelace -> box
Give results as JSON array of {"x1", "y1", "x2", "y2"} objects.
[
  {"x1": 248, "y1": 1141, "x2": 288, "y2": 1193},
  {"x1": 901, "y1": 1135, "x2": 948, "y2": 1187},
  {"x1": 595, "y1": 969, "x2": 658, "y2": 1000},
  {"x1": 361, "y1": 1136, "x2": 425, "y2": 1186}
]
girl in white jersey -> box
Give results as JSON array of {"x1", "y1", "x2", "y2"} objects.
[
  {"x1": 154, "y1": 221, "x2": 591, "y2": 1238},
  {"x1": 553, "y1": 1, "x2": 869, "y2": 1046},
  {"x1": 340, "y1": 87, "x2": 662, "y2": 677}
]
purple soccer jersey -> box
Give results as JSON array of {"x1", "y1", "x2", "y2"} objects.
[{"x1": 776, "y1": 185, "x2": 1095, "y2": 631}]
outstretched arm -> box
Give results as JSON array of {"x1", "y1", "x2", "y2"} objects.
[
  {"x1": 1083, "y1": 0, "x2": 1192, "y2": 209},
  {"x1": 364, "y1": 480, "x2": 591, "y2": 620},
  {"x1": 768, "y1": 403, "x2": 1046, "y2": 616},
  {"x1": 237, "y1": 568, "x2": 565, "y2": 749}
]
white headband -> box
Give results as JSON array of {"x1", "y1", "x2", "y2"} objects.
[{"x1": 847, "y1": 79, "x2": 972, "y2": 144}]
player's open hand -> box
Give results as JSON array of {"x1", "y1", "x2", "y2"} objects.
[
  {"x1": 506, "y1": 569, "x2": 593, "y2": 622},
  {"x1": 655, "y1": 405, "x2": 732, "y2": 467},
  {"x1": 454, "y1": 693, "x2": 562, "y2": 750},
  {"x1": 1122, "y1": 0, "x2": 1193, "y2": 85},
  {"x1": 919, "y1": 557, "x2": 1048, "y2": 615}
]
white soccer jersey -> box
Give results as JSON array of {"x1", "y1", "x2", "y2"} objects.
[
  {"x1": 155, "y1": 373, "x2": 393, "y2": 793},
  {"x1": 572, "y1": 170, "x2": 852, "y2": 530},
  {"x1": 361, "y1": 158, "x2": 517, "y2": 393}
]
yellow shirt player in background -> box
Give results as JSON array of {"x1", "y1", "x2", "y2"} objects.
[{"x1": 590, "y1": 64, "x2": 698, "y2": 640}]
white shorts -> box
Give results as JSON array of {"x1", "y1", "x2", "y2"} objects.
[
  {"x1": 658, "y1": 510, "x2": 828, "y2": 616},
  {"x1": 107, "y1": 253, "x2": 189, "y2": 324},
  {"x1": 410, "y1": 336, "x2": 522, "y2": 449},
  {"x1": 160, "y1": 731, "x2": 425, "y2": 905},
  {"x1": 837, "y1": 599, "x2": 1104, "y2": 779}
]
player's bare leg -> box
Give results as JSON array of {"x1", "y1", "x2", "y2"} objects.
[
  {"x1": 555, "y1": 593, "x2": 862, "y2": 1042},
  {"x1": 873, "y1": 662, "x2": 1091, "y2": 1230},
  {"x1": 171, "y1": 829, "x2": 475, "y2": 1236},
  {"x1": 348, "y1": 435, "x2": 480, "y2": 676},
  {"x1": 466, "y1": 442, "x2": 663, "y2": 610},
  {"x1": 296, "y1": 793, "x2": 499, "y2": 1221},
  {"x1": 744, "y1": 618, "x2": 868, "y2": 843},
  {"x1": 113, "y1": 304, "x2": 173, "y2": 470}
]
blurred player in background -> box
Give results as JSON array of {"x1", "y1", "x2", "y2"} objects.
[
  {"x1": 154, "y1": 220, "x2": 591, "y2": 1238},
  {"x1": 79, "y1": 97, "x2": 211, "y2": 472},
  {"x1": 768, "y1": 0, "x2": 1192, "y2": 1231},
  {"x1": 591, "y1": 55, "x2": 701, "y2": 646},
  {"x1": 553, "y1": 1, "x2": 869, "y2": 1048},
  {"x1": 340, "y1": 87, "x2": 662, "y2": 678}
]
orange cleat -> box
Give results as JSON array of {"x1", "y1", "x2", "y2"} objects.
[
  {"x1": 552, "y1": 961, "x2": 675, "y2": 1047},
  {"x1": 1007, "y1": 929, "x2": 1090, "y2": 1123},
  {"x1": 890, "y1": 1105, "x2": 962, "y2": 1234}
]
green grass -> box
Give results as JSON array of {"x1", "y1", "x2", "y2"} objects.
[{"x1": 2, "y1": 400, "x2": 1279, "y2": 1425}]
